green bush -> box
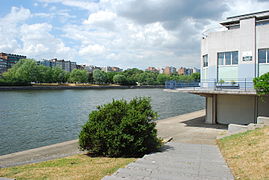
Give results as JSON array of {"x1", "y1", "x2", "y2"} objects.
[
  {"x1": 79, "y1": 97, "x2": 162, "y2": 157},
  {"x1": 253, "y1": 72, "x2": 269, "y2": 95}
]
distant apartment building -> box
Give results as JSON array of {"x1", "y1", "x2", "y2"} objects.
[
  {"x1": 178, "y1": 67, "x2": 186, "y2": 75},
  {"x1": 192, "y1": 67, "x2": 200, "y2": 73},
  {"x1": 185, "y1": 68, "x2": 193, "y2": 75},
  {"x1": 146, "y1": 67, "x2": 159, "y2": 73},
  {"x1": 158, "y1": 68, "x2": 164, "y2": 74},
  {"x1": 164, "y1": 66, "x2": 177, "y2": 75},
  {"x1": 85, "y1": 65, "x2": 101, "y2": 73},
  {"x1": 102, "y1": 66, "x2": 123, "y2": 72},
  {"x1": 38, "y1": 58, "x2": 77, "y2": 72},
  {"x1": 0, "y1": 52, "x2": 26, "y2": 73},
  {"x1": 76, "y1": 64, "x2": 86, "y2": 70},
  {"x1": 178, "y1": 67, "x2": 200, "y2": 75}
]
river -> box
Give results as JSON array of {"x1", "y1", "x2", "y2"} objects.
[{"x1": 0, "y1": 89, "x2": 204, "y2": 155}]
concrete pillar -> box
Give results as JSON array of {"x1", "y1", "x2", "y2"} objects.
[{"x1": 205, "y1": 95, "x2": 216, "y2": 124}]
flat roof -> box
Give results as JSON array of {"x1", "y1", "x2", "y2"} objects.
[
  {"x1": 227, "y1": 10, "x2": 269, "y2": 20},
  {"x1": 220, "y1": 10, "x2": 269, "y2": 27}
]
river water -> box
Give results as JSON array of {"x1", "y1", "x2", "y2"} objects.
[{"x1": 0, "y1": 89, "x2": 204, "y2": 155}]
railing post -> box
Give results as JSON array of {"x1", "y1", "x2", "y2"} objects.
[{"x1": 245, "y1": 78, "x2": 246, "y2": 91}]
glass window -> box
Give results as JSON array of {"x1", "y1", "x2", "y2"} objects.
[
  {"x1": 232, "y1": 51, "x2": 238, "y2": 64},
  {"x1": 258, "y1": 49, "x2": 267, "y2": 63},
  {"x1": 203, "y1": 54, "x2": 208, "y2": 67},
  {"x1": 225, "y1": 52, "x2": 231, "y2": 65},
  {"x1": 218, "y1": 53, "x2": 224, "y2": 65}
]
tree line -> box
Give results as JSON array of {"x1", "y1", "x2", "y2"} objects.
[{"x1": 0, "y1": 59, "x2": 200, "y2": 86}]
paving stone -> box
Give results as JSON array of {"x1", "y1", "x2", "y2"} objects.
[{"x1": 102, "y1": 142, "x2": 234, "y2": 180}]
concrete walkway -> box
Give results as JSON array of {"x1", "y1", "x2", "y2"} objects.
[
  {"x1": 0, "y1": 140, "x2": 81, "y2": 168},
  {"x1": 103, "y1": 111, "x2": 233, "y2": 180},
  {"x1": 103, "y1": 142, "x2": 233, "y2": 180},
  {"x1": 156, "y1": 110, "x2": 227, "y2": 144}
]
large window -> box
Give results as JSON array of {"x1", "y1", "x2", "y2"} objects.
[
  {"x1": 203, "y1": 54, "x2": 208, "y2": 67},
  {"x1": 217, "y1": 51, "x2": 238, "y2": 65},
  {"x1": 258, "y1": 49, "x2": 268, "y2": 63}
]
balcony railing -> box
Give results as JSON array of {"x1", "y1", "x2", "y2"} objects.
[{"x1": 165, "y1": 79, "x2": 256, "y2": 91}]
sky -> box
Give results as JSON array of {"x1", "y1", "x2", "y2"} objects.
[{"x1": 0, "y1": 0, "x2": 269, "y2": 69}]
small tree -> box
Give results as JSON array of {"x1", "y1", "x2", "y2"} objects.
[
  {"x1": 93, "y1": 69, "x2": 107, "y2": 84},
  {"x1": 69, "y1": 69, "x2": 88, "y2": 83},
  {"x1": 113, "y1": 74, "x2": 127, "y2": 85},
  {"x1": 79, "y1": 97, "x2": 162, "y2": 157},
  {"x1": 253, "y1": 72, "x2": 269, "y2": 95}
]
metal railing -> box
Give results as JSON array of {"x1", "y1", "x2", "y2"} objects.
[
  {"x1": 165, "y1": 79, "x2": 255, "y2": 91},
  {"x1": 165, "y1": 80, "x2": 200, "y2": 89}
]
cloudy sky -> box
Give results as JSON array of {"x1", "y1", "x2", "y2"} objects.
[{"x1": 0, "y1": 0, "x2": 269, "y2": 69}]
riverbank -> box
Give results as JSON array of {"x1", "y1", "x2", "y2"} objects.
[
  {"x1": 0, "y1": 85, "x2": 164, "y2": 90},
  {"x1": 0, "y1": 110, "x2": 227, "y2": 168}
]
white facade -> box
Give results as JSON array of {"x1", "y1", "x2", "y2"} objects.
[
  {"x1": 201, "y1": 11, "x2": 269, "y2": 89},
  {"x1": 197, "y1": 11, "x2": 269, "y2": 125}
]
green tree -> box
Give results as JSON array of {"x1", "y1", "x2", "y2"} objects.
[
  {"x1": 157, "y1": 74, "x2": 170, "y2": 85},
  {"x1": 51, "y1": 67, "x2": 69, "y2": 83},
  {"x1": 37, "y1": 65, "x2": 52, "y2": 83},
  {"x1": 68, "y1": 69, "x2": 88, "y2": 83},
  {"x1": 79, "y1": 97, "x2": 162, "y2": 157},
  {"x1": 136, "y1": 72, "x2": 158, "y2": 85},
  {"x1": 123, "y1": 68, "x2": 143, "y2": 77},
  {"x1": 191, "y1": 73, "x2": 200, "y2": 82},
  {"x1": 93, "y1": 69, "x2": 108, "y2": 84},
  {"x1": 106, "y1": 72, "x2": 118, "y2": 84},
  {"x1": 253, "y1": 72, "x2": 269, "y2": 95},
  {"x1": 113, "y1": 74, "x2": 127, "y2": 85},
  {"x1": 88, "y1": 72, "x2": 94, "y2": 83},
  {"x1": 3, "y1": 59, "x2": 40, "y2": 83}
]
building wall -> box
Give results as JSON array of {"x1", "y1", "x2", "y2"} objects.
[
  {"x1": 258, "y1": 96, "x2": 269, "y2": 117},
  {"x1": 201, "y1": 17, "x2": 269, "y2": 87},
  {"x1": 216, "y1": 95, "x2": 256, "y2": 124},
  {"x1": 256, "y1": 24, "x2": 269, "y2": 76}
]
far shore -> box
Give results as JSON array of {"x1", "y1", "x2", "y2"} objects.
[{"x1": 0, "y1": 84, "x2": 164, "y2": 91}]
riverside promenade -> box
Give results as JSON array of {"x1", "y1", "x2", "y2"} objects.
[
  {"x1": 103, "y1": 110, "x2": 233, "y2": 180},
  {"x1": 0, "y1": 110, "x2": 233, "y2": 179}
]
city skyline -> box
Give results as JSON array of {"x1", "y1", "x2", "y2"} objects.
[{"x1": 1, "y1": 0, "x2": 269, "y2": 69}]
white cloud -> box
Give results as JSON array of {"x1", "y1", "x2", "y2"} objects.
[
  {"x1": 0, "y1": 7, "x2": 76, "y2": 62},
  {"x1": 79, "y1": 44, "x2": 106, "y2": 56},
  {"x1": 0, "y1": 7, "x2": 31, "y2": 52},
  {"x1": 38, "y1": 0, "x2": 99, "y2": 11},
  {"x1": 2, "y1": 0, "x2": 269, "y2": 69},
  {"x1": 17, "y1": 23, "x2": 75, "y2": 60}
]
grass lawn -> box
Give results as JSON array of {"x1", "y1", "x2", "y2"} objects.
[
  {"x1": 0, "y1": 154, "x2": 135, "y2": 180},
  {"x1": 217, "y1": 126, "x2": 269, "y2": 180}
]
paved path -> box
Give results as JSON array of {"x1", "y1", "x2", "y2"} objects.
[
  {"x1": 156, "y1": 110, "x2": 227, "y2": 144},
  {"x1": 103, "y1": 111, "x2": 233, "y2": 180},
  {"x1": 0, "y1": 140, "x2": 81, "y2": 168},
  {"x1": 103, "y1": 142, "x2": 233, "y2": 180}
]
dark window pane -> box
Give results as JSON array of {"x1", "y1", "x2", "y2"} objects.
[
  {"x1": 232, "y1": 51, "x2": 238, "y2": 64},
  {"x1": 218, "y1": 53, "x2": 224, "y2": 65},
  {"x1": 225, "y1": 52, "x2": 231, "y2": 65},
  {"x1": 258, "y1": 49, "x2": 266, "y2": 63},
  {"x1": 203, "y1": 55, "x2": 208, "y2": 67}
]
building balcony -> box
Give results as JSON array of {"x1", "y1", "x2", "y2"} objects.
[{"x1": 165, "y1": 79, "x2": 257, "y2": 95}]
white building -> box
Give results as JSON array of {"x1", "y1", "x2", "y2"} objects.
[{"x1": 175, "y1": 11, "x2": 269, "y2": 125}]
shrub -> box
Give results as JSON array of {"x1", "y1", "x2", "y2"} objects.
[
  {"x1": 254, "y1": 72, "x2": 269, "y2": 95},
  {"x1": 79, "y1": 97, "x2": 162, "y2": 157}
]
